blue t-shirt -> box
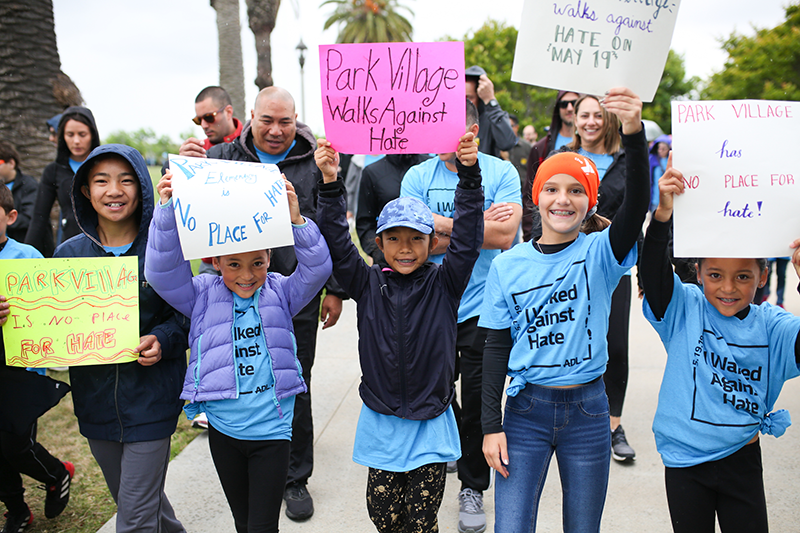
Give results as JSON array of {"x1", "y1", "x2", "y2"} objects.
[
  {"x1": 204, "y1": 293, "x2": 294, "y2": 441},
  {"x1": 254, "y1": 140, "x2": 297, "y2": 165},
  {"x1": 0, "y1": 238, "x2": 43, "y2": 259},
  {"x1": 578, "y1": 148, "x2": 614, "y2": 181},
  {"x1": 479, "y1": 230, "x2": 636, "y2": 390},
  {"x1": 352, "y1": 404, "x2": 460, "y2": 472},
  {"x1": 400, "y1": 152, "x2": 521, "y2": 322},
  {"x1": 644, "y1": 276, "x2": 800, "y2": 467},
  {"x1": 555, "y1": 134, "x2": 573, "y2": 150},
  {"x1": 68, "y1": 158, "x2": 82, "y2": 174},
  {"x1": 103, "y1": 244, "x2": 133, "y2": 256}
]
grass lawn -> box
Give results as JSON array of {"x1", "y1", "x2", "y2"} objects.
[{"x1": 2, "y1": 370, "x2": 198, "y2": 533}]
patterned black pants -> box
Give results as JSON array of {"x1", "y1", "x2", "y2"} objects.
[{"x1": 366, "y1": 462, "x2": 447, "y2": 533}]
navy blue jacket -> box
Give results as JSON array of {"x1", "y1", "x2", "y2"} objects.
[
  {"x1": 54, "y1": 144, "x2": 189, "y2": 443},
  {"x1": 317, "y1": 161, "x2": 484, "y2": 420}
]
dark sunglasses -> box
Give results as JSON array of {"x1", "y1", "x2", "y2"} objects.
[
  {"x1": 192, "y1": 106, "x2": 226, "y2": 125},
  {"x1": 558, "y1": 100, "x2": 577, "y2": 109}
]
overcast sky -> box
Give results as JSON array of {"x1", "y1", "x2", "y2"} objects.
[{"x1": 52, "y1": 0, "x2": 790, "y2": 140}]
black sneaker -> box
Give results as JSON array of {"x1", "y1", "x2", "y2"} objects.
[
  {"x1": 44, "y1": 461, "x2": 74, "y2": 518},
  {"x1": 1, "y1": 505, "x2": 33, "y2": 533},
  {"x1": 284, "y1": 482, "x2": 314, "y2": 521},
  {"x1": 611, "y1": 425, "x2": 636, "y2": 462}
]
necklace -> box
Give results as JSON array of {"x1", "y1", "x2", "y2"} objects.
[{"x1": 534, "y1": 239, "x2": 544, "y2": 254}]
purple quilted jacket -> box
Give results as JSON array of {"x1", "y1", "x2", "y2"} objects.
[{"x1": 145, "y1": 202, "x2": 332, "y2": 407}]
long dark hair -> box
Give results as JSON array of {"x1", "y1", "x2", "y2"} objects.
[{"x1": 57, "y1": 111, "x2": 100, "y2": 158}]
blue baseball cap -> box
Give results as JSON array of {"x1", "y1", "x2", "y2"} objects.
[{"x1": 376, "y1": 197, "x2": 434, "y2": 235}]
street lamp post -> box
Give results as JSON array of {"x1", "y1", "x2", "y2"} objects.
[{"x1": 295, "y1": 39, "x2": 307, "y2": 122}]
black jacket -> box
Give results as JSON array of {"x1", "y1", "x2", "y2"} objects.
[
  {"x1": 7, "y1": 169, "x2": 38, "y2": 243},
  {"x1": 54, "y1": 144, "x2": 189, "y2": 443},
  {"x1": 317, "y1": 162, "x2": 484, "y2": 420},
  {"x1": 207, "y1": 120, "x2": 347, "y2": 298},
  {"x1": 356, "y1": 154, "x2": 430, "y2": 265},
  {"x1": 26, "y1": 106, "x2": 100, "y2": 257},
  {"x1": 476, "y1": 99, "x2": 517, "y2": 158}
]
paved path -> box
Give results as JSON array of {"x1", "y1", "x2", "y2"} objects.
[{"x1": 99, "y1": 276, "x2": 800, "y2": 532}]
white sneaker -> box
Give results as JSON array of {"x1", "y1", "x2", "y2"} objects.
[
  {"x1": 191, "y1": 412, "x2": 208, "y2": 430},
  {"x1": 457, "y1": 488, "x2": 486, "y2": 533}
]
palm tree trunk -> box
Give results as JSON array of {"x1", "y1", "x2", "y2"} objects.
[
  {"x1": 0, "y1": 0, "x2": 82, "y2": 176},
  {"x1": 211, "y1": 0, "x2": 246, "y2": 120},
  {"x1": 245, "y1": 0, "x2": 281, "y2": 90}
]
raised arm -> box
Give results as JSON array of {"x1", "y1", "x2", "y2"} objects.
[
  {"x1": 641, "y1": 154, "x2": 683, "y2": 320},
  {"x1": 602, "y1": 87, "x2": 649, "y2": 263}
]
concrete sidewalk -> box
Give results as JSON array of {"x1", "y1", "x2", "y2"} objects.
[{"x1": 99, "y1": 279, "x2": 800, "y2": 532}]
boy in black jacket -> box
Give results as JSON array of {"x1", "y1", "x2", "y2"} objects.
[{"x1": 315, "y1": 127, "x2": 484, "y2": 533}]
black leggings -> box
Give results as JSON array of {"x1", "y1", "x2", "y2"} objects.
[
  {"x1": 603, "y1": 275, "x2": 631, "y2": 418},
  {"x1": 208, "y1": 425, "x2": 291, "y2": 533},
  {"x1": 0, "y1": 422, "x2": 65, "y2": 515},
  {"x1": 366, "y1": 463, "x2": 447, "y2": 533},
  {"x1": 665, "y1": 441, "x2": 768, "y2": 533}
]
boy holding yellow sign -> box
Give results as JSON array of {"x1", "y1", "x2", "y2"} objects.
[{"x1": 52, "y1": 144, "x2": 190, "y2": 533}]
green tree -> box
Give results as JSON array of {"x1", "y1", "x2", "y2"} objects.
[
  {"x1": 322, "y1": 0, "x2": 413, "y2": 43},
  {"x1": 105, "y1": 129, "x2": 180, "y2": 165},
  {"x1": 643, "y1": 50, "x2": 699, "y2": 134},
  {"x1": 446, "y1": 20, "x2": 558, "y2": 134},
  {"x1": 703, "y1": 4, "x2": 800, "y2": 101}
]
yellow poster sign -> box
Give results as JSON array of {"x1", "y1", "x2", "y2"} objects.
[{"x1": 1, "y1": 257, "x2": 140, "y2": 368}]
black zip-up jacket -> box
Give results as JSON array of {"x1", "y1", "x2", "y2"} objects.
[
  {"x1": 26, "y1": 106, "x2": 100, "y2": 257},
  {"x1": 207, "y1": 120, "x2": 347, "y2": 298},
  {"x1": 317, "y1": 161, "x2": 484, "y2": 420},
  {"x1": 54, "y1": 144, "x2": 189, "y2": 443}
]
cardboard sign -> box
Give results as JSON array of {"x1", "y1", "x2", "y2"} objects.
[
  {"x1": 319, "y1": 41, "x2": 466, "y2": 154},
  {"x1": 671, "y1": 100, "x2": 800, "y2": 258},
  {"x1": 512, "y1": 0, "x2": 681, "y2": 102},
  {"x1": 1, "y1": 257, "x2": 140, "y2": 368},
  {"x1": 168, "y1": 156, "x2": 294, "y2": 260}
]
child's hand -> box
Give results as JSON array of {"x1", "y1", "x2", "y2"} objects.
[
  {"x1": 315, "y1": 138, "x2": 339, "y2": 183},
  {"x1": 790, "y1": 239, "x2": 800, "y2": 280},
  {"x1": 456, "y1": 132, "x2": 478, "y2": 167},
  {"x1": 0, "y1": 295, "x2": 9, "y2": 327},
  {"x1": 483, "y1": 432, "x2": 509, "y2": 478},
  {"x1": 157, "y1": 171, "x2": 173, "y2": 205},
  {"x1": 136, "y1": 335, "x2": 162, "y2": 366},
  {"x1": 284, "y1": 176, "x2": 305, "y2": 225},
  {"x1": 601, "y1": 87, "x2": 642, "y2": 135},
  {"x1": 654, "y1": 152, "x2": 683, "y2": 223}
]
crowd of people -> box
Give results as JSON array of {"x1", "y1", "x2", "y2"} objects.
[{"x1": 0, "y1": 68, "x2": 798, "y2": 533}]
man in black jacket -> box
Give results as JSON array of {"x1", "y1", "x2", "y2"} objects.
[
  {"x1": 0, "y1": 141, "x2": 38, "y2": 243},
  {"x1": 207, "y1": 86, "x2": 346, "y2": 522},
  {"x1": 464, "y1": 65, "x2": 517, "y2": 159}
]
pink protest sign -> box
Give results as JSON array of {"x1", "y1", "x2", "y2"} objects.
[{"x1": 319, "y1": 41, "x2": 465, "y2": 155}]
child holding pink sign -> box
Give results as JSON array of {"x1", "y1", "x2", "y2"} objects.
[{"x1": 641, "y1": 157, "x2": 800, "y2": 533}]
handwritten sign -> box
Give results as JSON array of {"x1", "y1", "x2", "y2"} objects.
[
  {"x1": 671, "y1": 99, "x2": 800, "y2": 258},
  {"x1": 1, "y1": 257, "x2": 140, "y2": 368},
  {"x1": 168, "y1": 156, "x2": 294, "y2": 260},
  {"x1": 512, "y1": 0, "x2": 681, "y2": 102},
  {"x1": 319, "y1": 41, "x2": 466, "y2": 155}
]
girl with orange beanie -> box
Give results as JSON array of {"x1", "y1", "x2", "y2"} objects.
[{"x1": 479, "y1": 87, "x2": 649, "y2": 532}]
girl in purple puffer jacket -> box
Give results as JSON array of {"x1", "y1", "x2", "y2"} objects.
[{"x1": 145, "y1": 171, "x2": 331, "y2": 533}]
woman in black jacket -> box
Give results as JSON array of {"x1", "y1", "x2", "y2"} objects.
[{"x1": 25, "y1": 106, "x2": 100, "y2": 257}]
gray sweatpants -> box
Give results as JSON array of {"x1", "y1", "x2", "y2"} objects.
[{"x1": 89, "y1": 438, "x2": 185, "y2": 533}]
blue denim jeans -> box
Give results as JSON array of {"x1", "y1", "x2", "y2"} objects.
[{"x1": 495, "y1": 378, "x2": 611, "y2": 533}]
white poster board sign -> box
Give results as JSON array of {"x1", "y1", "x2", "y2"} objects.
[
  {"x1": 671, "y1": 100, "x2": 800, "y2": 258},
  {"x1": 512, "y1": 0, "x2": 681, "y2": 102},
  {"x1": 168, "y1": 156, "x2": 294, "y2": 260}
]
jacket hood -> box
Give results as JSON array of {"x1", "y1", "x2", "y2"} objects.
[
  {"x1": 547, "y1": 90, "x2": 578, "y2": 142},
  {"x1": 56, "y1": 106, "x2": 100, "y2": 164},
  {"x1": 71, "y1": 144, "x2": 154, "y2": 248}
]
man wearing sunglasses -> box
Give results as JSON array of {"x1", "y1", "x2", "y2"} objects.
[
  {"x1": 521, "y1": 90, "x2": 580, "y2": 241},
  {"x1": 178, "y1": 86, "x2": 243, "y2": 158}
]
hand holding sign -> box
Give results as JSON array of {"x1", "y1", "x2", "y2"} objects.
[
  {"x1": 600, "y1": 87, "x2": 642, "y2": 134},
  {"x1": 284, "y1": 177, "x2": 305, "y2": 225},
  {"x1": 315, "y1": 139, "x2": 339, "y2": 183},
  {"x1": 654, "y1": 152, "x2": 682, "y2": 223},
  {"x1": 158, "y1": 171, "x2": 174, "y2": 205},
  {"x1": 456, "y1": 132, "x2": 478, "y2": 167}
]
